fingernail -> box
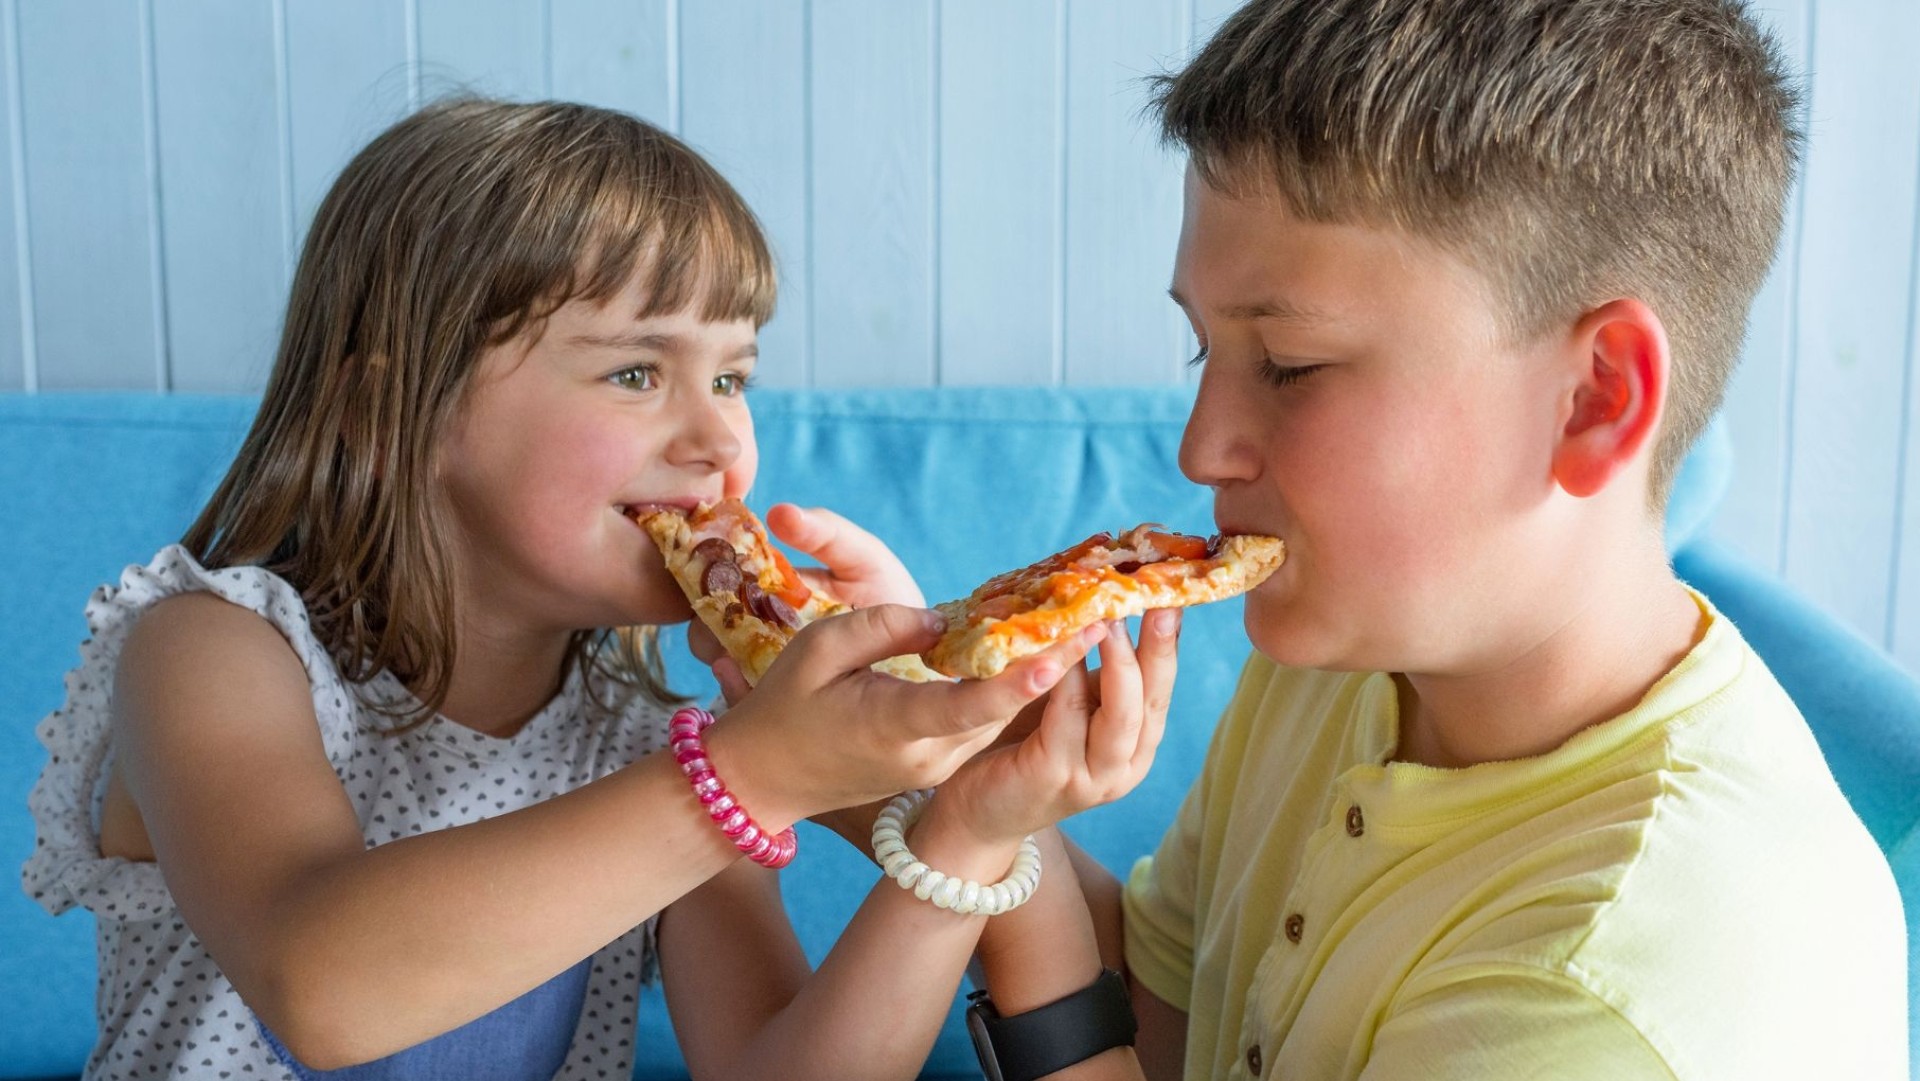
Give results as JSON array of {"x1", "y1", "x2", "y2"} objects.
[
  {"x1": 923, "y1": 609, "x2": 947, "y2": 633},
  {"x1": 1083, "y1": 623, "x2": 1109, "y2": 645},
  {"x1": 1031, "y1": 662, "x2": 1061, "y2": 690},
  {"x1": 1154, "y1": 609, "x2": 1180, "y2": 636}
]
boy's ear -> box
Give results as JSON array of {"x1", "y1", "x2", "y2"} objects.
[{"x1": 1552, "y1": 298, "x2": 1669, "y2": 498}]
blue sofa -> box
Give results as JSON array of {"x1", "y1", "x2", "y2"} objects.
[{"x1": 3, "y1": 388, "x2": 1916, "y2": 1079}]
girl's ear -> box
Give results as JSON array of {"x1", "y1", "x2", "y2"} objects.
[{"x1": 1551, "y1": 297, "x2": 1669, "y2": 498}]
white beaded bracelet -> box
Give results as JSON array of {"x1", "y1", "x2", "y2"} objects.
[{"x1": 871, "y1": 789, "x2": 1042, "y2": 916}]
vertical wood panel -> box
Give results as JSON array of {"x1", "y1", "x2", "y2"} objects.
[
  {"x1": 1062, "y1": 0, "x2": 1188, "y2": 385},
  {"x1": 1709, "y1": 0, "x2": 1810, "y2": 574},
  {"x1": 0, "y1": 0, "x2": 25, "y2": 392},
  {"x1": 1781, "y1": 0, "x2": 1920, "y2": 643},
  {"x1": 285, "y1": 0, "x2": 412, "y2": 233},
  {"x1": 680, "y1": 1, "x2": 808, "y2": 387},
  {"x1": 550, "y1": 0, "x2": 673, "y2": 125},
  {"x1": 153, "y1": 1, "x2": 289, "y2": 393},
  {"x1": 809, "y1": 0, "x2": 934, "y2": 387},
  {"x1": 17, "y1": 0, "x2": 160, "y2": 389},
  {"x1": 417, "y1": 0, "x2": 547, "y2": 101},
  {"x1": 1899, "y1": 176, "x2": 1920, "y2": 667},
  {"x1": 938, "y1": 0, "x2": 1060, "y2": 385}
]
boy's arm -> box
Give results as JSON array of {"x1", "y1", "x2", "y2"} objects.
[{"x1": 968, "y1": 828, "x2": 1188, "y2": 1081}]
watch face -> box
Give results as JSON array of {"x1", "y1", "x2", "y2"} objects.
[{"x1": 966, "y1": 1009, "x2": 1007, "y2": 1081}]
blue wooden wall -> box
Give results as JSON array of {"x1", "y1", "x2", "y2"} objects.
[{"x1": 1, "y1": 0, "x2": 1916, "y2": 673}]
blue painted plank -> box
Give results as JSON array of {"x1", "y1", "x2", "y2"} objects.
[
  {"x1": 1782, "y1": 0, "x2": 1920, "y2": 647},
  {"x1": 1062, "y1": 0, "x2": 1189, "y2": 385},
  {"x1": 285, "y1": 0, "x2": 412, "y2": 234},
  {"x1": 1708, "y1": 0, "x2": 1810, "y2": 576},
  {"x1": 417, "y1": 0, "x2": 547, "y2": 101},
  {"x1": 680, "y1": 1, "x2": 807, "y2": 387},
  {"x1": 938, "y1": 0, "x2": 1060, "y2": 385},
  {"x1": 17, "y1": 0, "x2": 160, "y2": 389},
  {"x1": 0, "y1": 0, "x2": 25, "y2": 392},
  {"x1": 808, "y1": 0, "x2": 935, "y2": 387},
  {"x1": 153, "y1": 0, "x2": 289, "y2": 394},
  {"x1": 550, "y1": 0, "x2": 672, "y2": 125}
]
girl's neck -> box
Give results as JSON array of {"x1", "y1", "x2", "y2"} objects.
[{"x1": 435, "y1": 624, "x2": 574, "y2": 739}]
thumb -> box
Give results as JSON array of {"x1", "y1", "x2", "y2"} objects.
[{"x1": 790, "y1": 603, "x2": 947, "y2": 672}]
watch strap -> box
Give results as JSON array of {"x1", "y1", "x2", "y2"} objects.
[{"x1": 972, "y1": 969, "x2": 1137, "y2": 1081}]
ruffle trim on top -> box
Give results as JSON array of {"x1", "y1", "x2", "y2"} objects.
[{"x1": 21, "y1": 545, "x2": 357, "y2": 919}]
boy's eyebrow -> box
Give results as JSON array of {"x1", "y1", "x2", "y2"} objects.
[
  {"x1": 568, "y1": 331, "x2": 758, "y2": 360},
  {"x1": 1166, "y1": 287, "x2": 1335, "y2": 326}
]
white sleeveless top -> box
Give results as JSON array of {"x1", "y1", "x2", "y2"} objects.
[{"x1": 22, "y1": 545, "x2": 671, "y2": 1080}]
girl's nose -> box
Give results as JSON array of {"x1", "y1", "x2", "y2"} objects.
[{"x1": 666, "y1": 395, "x2": 743, "y2": 473}]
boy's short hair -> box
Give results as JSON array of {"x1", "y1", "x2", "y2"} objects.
[{"x1": 1154, "y1": 0, "x2": 1802, "y2": 502}]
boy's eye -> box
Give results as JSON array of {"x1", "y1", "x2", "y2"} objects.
[
  {"x1": 713, "y1": 373, "x2": 755, "y2": 397},
  {"x1": 610, "y1": 365, "x2": 658, "y2": 392},
  {"x1": 1257, "y1": 359, "x2": 1324, "y2": 388},
  {"x1": 1185, "y1": 345, "x2": 1210, "y2": 369}
]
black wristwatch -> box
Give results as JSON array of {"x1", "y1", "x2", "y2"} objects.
[{"x1": 966, "y1": 968, "x2": 1137, "y2": 1081}]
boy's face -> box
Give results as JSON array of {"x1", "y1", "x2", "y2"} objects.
[{"x1": 1172, "y1": 170, "x2": 1569, "y2": 674}]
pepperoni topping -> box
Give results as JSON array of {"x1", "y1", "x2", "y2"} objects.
[
  {"x1": 739, "y1": 581, "x2": 801, "y2": 630},
  {"x1": 693, "y1": 538, "x2": 738, "y2": 566},
  {"x1": 701, "y1": 559, "x2": 745, "y2": 596}
]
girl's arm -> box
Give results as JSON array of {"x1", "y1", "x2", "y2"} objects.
[
  {"x1": 113, "y1": 592, "x2": 1054, "y2": 1069},
  {"x1": 669, "y1": 610, "x2": 1179, "y2": 1081}
]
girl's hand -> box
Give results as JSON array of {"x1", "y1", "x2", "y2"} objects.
[
  {"x1": 766, "y1": 503, "x2": 926, "y2": 609},
  {"x1": 702, "y1": 604, "x2": 1101, "y2": 829},
  {"x1": 924, "y1": 608, "x2": 1181, "y2": 848}
]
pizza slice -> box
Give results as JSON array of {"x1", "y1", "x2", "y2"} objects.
[
  {"x1": 921, "y1": 524, "x2": 1284, "y2": 679},
  {"x1": 635, "y1": 499, "x2": 945, "y2": 686}
]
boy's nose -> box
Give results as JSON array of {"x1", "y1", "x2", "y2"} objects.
[{"x1": 1178, "y1": 373, "x2": 1257, "y2": 487}]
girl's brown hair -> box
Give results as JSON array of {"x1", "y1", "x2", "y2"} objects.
[{"x1": 183, "y1": 97, "x2": 776, "y2": 724}]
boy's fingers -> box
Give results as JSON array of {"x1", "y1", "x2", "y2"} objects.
[
  {"x1": 1087, "y1": 621, "x2": 1146, "y2": 777},
  {"x1": 1138, "y1": 607, "x2": 1180, "y2": 730}
]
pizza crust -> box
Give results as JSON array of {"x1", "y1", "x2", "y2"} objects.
[
  {"x1": 922, "y1": 529, "x2": 1284, "y2": 680},
  {"x1": 639, "y1": 501, "x2": 945, "y2": 686}
]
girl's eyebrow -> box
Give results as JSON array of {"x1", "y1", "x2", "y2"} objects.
[{"x1": 567, "y1": 331, "x2": 758, "y2": 361}]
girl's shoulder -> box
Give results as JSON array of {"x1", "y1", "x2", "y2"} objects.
[{"x1": 23, "y1": 545, "x2": 359, "y2": 917}]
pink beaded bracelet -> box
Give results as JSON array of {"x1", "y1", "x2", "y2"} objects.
[{"x1": 668, "y1": 706, "x2": 797, "y2": 869}]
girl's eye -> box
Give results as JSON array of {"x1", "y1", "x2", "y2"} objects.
[
  {"x1": 1257, "y1": 359, "x2": 1324, "y2": 388},
  {"x1": 610, "y1": 365, "x2": 658, "y2": 392},
  {"x1": 712, "y1": 372, "x2": 755, "y2": 398}
]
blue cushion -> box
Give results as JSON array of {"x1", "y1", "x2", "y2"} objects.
[{"x1": 0, "y1": 389, "x2": 1904, "y2": 1080}]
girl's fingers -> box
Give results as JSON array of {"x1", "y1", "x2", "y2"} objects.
[
  {"x1": 711, "y1": 656, "x2": 751, "y2": 707},
  {"x1": 766, "y1": 504, "x2": 926, "y2": 606},
  {"x1": 1032, "y1": 658, "x2": 1095, "y2": 766},
  {"x1": 914, "y1": 622, "x2": 1107, "y2": 741}
]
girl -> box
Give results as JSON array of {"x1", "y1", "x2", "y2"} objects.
[{"x1": 24, "y1": 98, "x2": 1176, "y2": 1080}]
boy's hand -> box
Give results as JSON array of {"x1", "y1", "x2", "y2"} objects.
[
  {"x1": 766, "y1": 503, "x2": 926, "y2": 609},
  {"x1": 928, "y1": 608, "x2": 1181, "y2": 848},
  {"x1": 704, "y1": 604, "x2": 1101, "y2": 830}
]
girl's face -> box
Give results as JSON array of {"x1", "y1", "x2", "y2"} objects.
[{"x1": 439, "y1": 278, "x2": 760, "y2": 637}]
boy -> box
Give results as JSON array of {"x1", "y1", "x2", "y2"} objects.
[{"x1": 963, "y1": 1, "x2": 1908, "y2": 1078}]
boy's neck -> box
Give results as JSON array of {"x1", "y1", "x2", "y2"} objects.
[{"x1": 1388, "y1": 552, "x2": 1707, "y2": 771}]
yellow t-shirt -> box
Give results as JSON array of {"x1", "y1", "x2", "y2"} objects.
[{"x1": 1124, "y1": 597, "x2": 1907, "y2": 1080}]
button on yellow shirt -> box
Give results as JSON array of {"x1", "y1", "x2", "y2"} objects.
[{"x1": 1124, "y1": 597, "x2": 1907, "y2": 1080}]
